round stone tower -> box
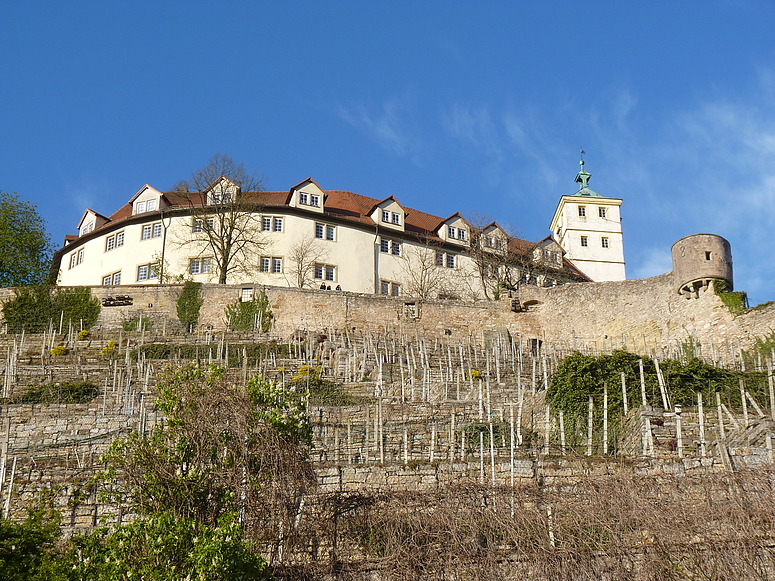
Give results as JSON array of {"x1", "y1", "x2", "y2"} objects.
[{"x1": 671, "y1": 234, "x2": 733, "y2": 298}]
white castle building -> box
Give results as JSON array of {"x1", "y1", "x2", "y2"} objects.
[
  {"x1": 550, "y1": 160, "x2": 626, "y2": 282},
  {"x1": 55, "y1": 166, "x2": 623, "y2": 298}
]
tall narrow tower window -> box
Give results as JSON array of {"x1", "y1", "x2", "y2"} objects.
[
  {"x1": 578, "y1": 206, "x2": 586, "y2": 217},
  {"x1": 580, "y1": 236, "x2": 588, "y2": 247}
]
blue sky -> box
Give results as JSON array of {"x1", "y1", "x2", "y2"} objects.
[{"x1": 2, "y1": 1, "x2": 775, "y2": 305}]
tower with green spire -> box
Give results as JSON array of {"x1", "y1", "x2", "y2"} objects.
[{"x1": 549, "y1": 158, "x2": 626, "y2": 282}]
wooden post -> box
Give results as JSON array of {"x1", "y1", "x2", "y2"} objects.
[
  {"x1": 740, "y1": 379, "x2": 749, "y2": 429},
  {"x1": 516, "y1": 386, "x2": 524, "y2": 446},
  {"x1": 675, "y1": 406, "x2": 683, "y2": 458},
  {"x1": 479, "y1": 432, "x2": 485, "y2": 485},
  {"x1": 716, "y1": 392, "x2": 726, "y2": 442},
  {"x1": 544, "y1": 405, "x2": 551, "y2": 456},
  {"x1": 347, "y1": 423, "x2": 352, "y2": 465},
  {"x1": 654, "y1": 358, "x2": 670, "y2": 409},
  {"x1": 2, "y1": 456, "x2": 16, "y2": 519},
  {"x1": 697, "y1": 393, "x2": 707, "y2": 458},
  {"x1": 586, "y1": 396, "x2": 594, "y2": 456},
  {"x1": 769, "y1": 367, "x2": 774, "y2": 422},
  {"x1": 489, "y1": 422, "x2": 496, "y2": 485},
  {"x1": 403, "y1": 426, "x2": 408, "y2": 466},
  {"x1": 643, "y1": 415, "x2": 654, "y2": 457},
  {"x1": 603, "y1": 384, "x2": 609, "y2": 455},
  {"x1": 639, "y1": 359, "x2": 647, "y2": 407},
  {"x1": 509, "y1": 404, "x2": 515, "y2": 486},
  {"x1": 559, "y1": 411, "x2": 566, "y2": 455},
  {"x1": 621, "y1": 371, "x2": 629, "y2": 415},
  {"x1": 430, "y1": 424, "x2": 436, "y2": 463}
]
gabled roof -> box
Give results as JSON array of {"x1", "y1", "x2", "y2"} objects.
[
  {"x1": 367, "y1": 195, "x2": 409, "y2": 217},
  {"x1": 60, "y1": 178, "x2": 589, "y2": 282},
  {"x1": 128, "y1": 184, "x2": 163, "y2": 204},
  {"x1": 77, "y1": 208, "x2": 110, "y2": 230}
]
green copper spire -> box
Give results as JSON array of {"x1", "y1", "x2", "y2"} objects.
[{"x1": 572, "y1": 155, "x2": 603, "y2": 197}]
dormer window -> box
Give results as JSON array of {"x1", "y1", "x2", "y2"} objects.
[
  {"x1": 448, "y1": 226, "x2": 456, "y2": 238},
  {"x1": 381, "y1": 210, "x2": 401, "y2": 225},
  {"x1": 210, "y1": 191, "x2": 232, "y2": 204},
  {"x1": 82, "y1": 222, "x2": 94, "y2": 234},
  {"x1": 135, "y1": 201, "x2": 147, "y2": 214},
  {"x1": 147, "y1": 199, "x2": 157, "y2": 212},
  {"x1": 458, "y1": 229, "x2": 466, "y2": 241},
  {"x1": 298, "y1": 191, "x2": 321, "y2": 207}
]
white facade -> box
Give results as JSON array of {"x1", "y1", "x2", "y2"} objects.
[
  {"x1": 549, "y1": 162, "x2": 626, "y2": 282},
  {"x1": 56, "y1": 177, "x2": 589, "y2": 299}
]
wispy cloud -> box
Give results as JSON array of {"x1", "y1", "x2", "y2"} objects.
[{"x1": 337, "y1": 97, "x2": 423, "y2": 163}]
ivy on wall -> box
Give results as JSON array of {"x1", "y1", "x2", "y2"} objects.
[
  {"x1": 225, "y1": 289, "x2": 273, "y2": 332},
  {"x1": 176, "y1": 281, "x2": 203, "y2": 332},
  {"x1": 2, "y1": 286, "x2": 100, "y2": 333}
]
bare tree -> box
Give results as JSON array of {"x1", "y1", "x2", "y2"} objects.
[
  {"x1": 398, "y1": 243, "x2": 455, "y2": 299},
  {"x1": 285, "y1": 236, "x2": 329, "y2": 289},
  {"x1": 174, "y1": 154, "x2": 266, "y2": 284},
  {"x1": 465, "y1": 214, "x2": 521, "y2": 300}
]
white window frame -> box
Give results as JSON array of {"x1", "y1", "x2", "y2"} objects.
[
  {"x1": 315, "y1": 223, "x2": 324, "y2": 239},
  {"x1": 260, "y1": 256, "x2": 283, "y2": 274},
  {"x1": 299, "y1": 192, "x2": 309, "y2": 205},
  {"x1": 581, "y1": 236, "x2": 589, "y2": 247},
  {"x1": 599, "y1": 207, "x2": 607, "y2": 218},
  {"x1": 446, "y1": 254, "x2": 455, "y2": 268},
  {"x1": 391, "y1": 212, "x2": 401, "y2": 225},
  {"x1": 601, "y1": 237, "x2": 610, "y2": 248},
  {"x1": 578, "y1": 205, "x2": 586, "y2": 217},
  {"x1": 146, "y1": 199, "x2": 157, "y2": 212},
  {"x1": 241, "y1": 288, "x2": 254, "y2": 302},
  {"x1": 262, "y1": 217, "x2": 272, "y2": 232},
  {"x1": 273, "y1": 217, "x2": 283, "y2": 232},
  {"x1": 380, "y1": 239, "x2": 389, "y2": 253},
  {"x1": 380, "y1": 280, "x2": 400, "y2": 296},
  {"x1": 326, "y1": 225, "x2": 336, "y2": 241},
  {"x1": 310, "y1": 194, "x2": 320, "y2": 207},
  {"x1": 189, "y1": 257, "x2": 212, "y2": 275},
  {"x1": 391, "y1": 241, "x2": 401, "y2": 256},
  {"x1": 135, "y1": 201, "x2": 146, "y2": 214},
  {"x1": 102, "y1": 271, "x2": 121, "y2": 286},
  {"x1": 136, "y1": 263, "x2": 158, "y2": 282},
  {"x1": 381, "y1": 209, "x2": 390, "y2": 223}
]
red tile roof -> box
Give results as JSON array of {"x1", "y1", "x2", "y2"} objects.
[{"x1": 60, "y1": 180, "x2": 589, "y2": 280}]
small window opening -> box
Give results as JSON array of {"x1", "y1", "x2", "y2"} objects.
[{"x1": 705, "y1": 251, "x2": 712, "y2": 260}]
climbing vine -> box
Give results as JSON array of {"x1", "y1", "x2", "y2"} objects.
[{"x1": 176, "y1": 281, "x2": 203, "y2": 332}]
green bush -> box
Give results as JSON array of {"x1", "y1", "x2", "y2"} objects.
[
  {"x1": 0, "y1": 508, "x2": 66, "y2": 581},
  {"x1": 290, "y1": 364, "x2": 356, "y2": 406},
  {"x1": 122, "y1": 316, "x2": 153, "y2": 332},
  {"x1": 12, "y1": 381, "x2": 99, "y2": 404},
  {"x1": 131, "y1": 341, "x2": 290, "y2": 365},
  {"x1": 225, "y1": 289, "x2": 273, "y2": 332},
  {"x1": 2, "y1": 286, "x2": 100, "y2": 334},
  {"x1": 176, "y1": 280, "x2": 203, "y2": 332},
  {"x1": 548, "y1": 350, "x2": 747, "y2": 422}
]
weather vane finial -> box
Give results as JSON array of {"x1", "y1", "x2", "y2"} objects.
[{"x1": 580, "y1": 148, "x2": 586, "y2": 167}]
